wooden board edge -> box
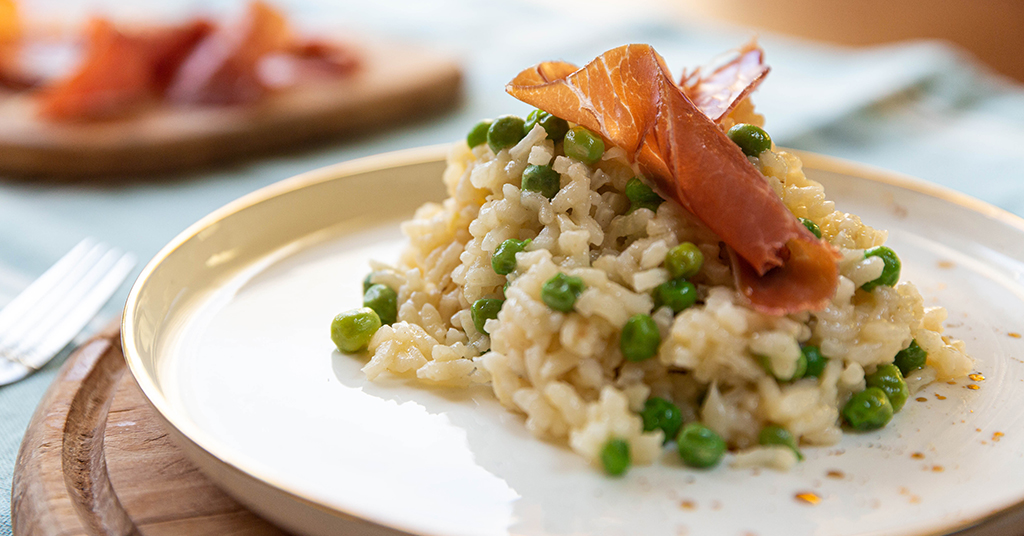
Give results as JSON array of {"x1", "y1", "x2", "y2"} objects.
[
  {"x1": 0, "y1": 40, "x2": 463, "y2": 180},
  {"x1": 10, "y1": 320, "x2": 137, "y2": 536}
]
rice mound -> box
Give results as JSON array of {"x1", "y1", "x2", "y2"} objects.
[{"x1": 360, "y1": 101, "x2": 972, "y2": 470}]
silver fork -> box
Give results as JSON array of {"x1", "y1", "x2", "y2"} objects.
[{"x1": 0, "y1": 238, "x2": 136, "y2": 386}]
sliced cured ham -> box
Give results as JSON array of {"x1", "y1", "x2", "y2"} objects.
[
  {"x1": 38, "y1": 19, "x2": 212, "y2": 120},
  {"x1": 9, "y1": 1, "x2": 359, "y2": 121},
  {"x1": 506, "y1": 44, "x2": 838, "y2": 315},
  {"x1": 680, "y1": 40, "x2": 769, "y2": 122},
  {"x1": 165, "y1": 1, "x2": 290, "y2": 106},
  {"x1": 164, "y1": 2, "x2": 360, "y2": 104}
]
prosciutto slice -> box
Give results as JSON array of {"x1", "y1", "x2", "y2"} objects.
[
  {"x1": 38, "y1": 19, "x2": 212, "y2": 120},
  {"x1": 165, "y1": 2, "x2": 360, "y2": 105},
  {"x1": 165, "y1": 1, "x2": 290, "y2": 105},
  {"x1": 24, "y1": 1, "x2": 357, "y2": 120},
  {"x1": 506, "y1": 44, "x2": 838, "y2": 315},
  {"x1": 680, "y1": 40, "x2": 769, "y2": 122}
]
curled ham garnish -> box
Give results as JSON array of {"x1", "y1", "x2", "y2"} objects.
[
  {"x1": 680, "y1": 40, "x2": 769, "y2": 122},
  {"x1": 506, "y1": 44, "x2": 839, "y2": 315}
]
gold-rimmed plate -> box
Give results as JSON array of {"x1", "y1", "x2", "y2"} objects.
[{"x1": 123, "y1": 145, "x2": 1024, "y2": 536}]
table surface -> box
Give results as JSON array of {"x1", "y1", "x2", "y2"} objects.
[{"x1": 3, "y1": 1, "x2": 1023, "y2": 534}]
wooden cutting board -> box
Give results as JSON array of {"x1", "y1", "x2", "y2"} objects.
[
  {"x1": 0, "y1": 39, "x2": 461, "y2": 180},
  {"x1": 11, "y1": 320, "x2": 292, "y2": 535}
]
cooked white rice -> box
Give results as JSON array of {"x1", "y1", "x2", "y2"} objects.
[{"x1": 360, "y1": 100, "x2": 972, "y2": 470}]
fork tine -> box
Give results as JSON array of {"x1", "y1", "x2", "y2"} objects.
[
  {"x1": 0, "y1": 238, "x2": 96, "y2": 337},
  {"x1": 8, "y1": 247, "x2": 134, "y2": 361},
  {"x1": 8, "y1": 246, "x2": 121, "y2": 349},
  {"x1": 0, "y1": 240, "x2": 111, "y2": 351},
  {"x1": 15, "y1": 251, "x2": 136, "y2": 369}
]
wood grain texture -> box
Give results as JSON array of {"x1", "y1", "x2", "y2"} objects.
[
  {"x1": 11, "y1": 322, "x2": 289, "y2": 536},
  {"x1": 0, "y1": 39, "x2": 461, "y2": 180}
]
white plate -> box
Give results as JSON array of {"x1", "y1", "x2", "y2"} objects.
[{"x1": 123, "y1": 145, "x2": 1024, "y2": 536}]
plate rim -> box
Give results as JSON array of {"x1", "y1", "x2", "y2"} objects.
[{"x1": 121, "y1": 145, "x2": 1024, "y2": 536}]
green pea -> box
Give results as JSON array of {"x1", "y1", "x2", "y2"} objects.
[
  {"x1": 866, "y1": 364, "x2": 909, "y2": 412},
  {"x1": 676, "y1": 422, "x2": 726, "y2": 469},
  {"x1": 665, "y1": 243, "x2": 704, "y2": 279},
  {"x1": 800, "y1": 217, "x2": 822, "y2": 239},
  {"x1": 541, "y1": 273, "x2": 585, "y2": 312},
  {"x1": 487, "y1": 115, "x2": 526, "y2": 153},
  {"x1": 625, "y1": 176, "x2": 664, "y2": 213},
  {"x1": 563, "y1": 126, "x2": 604, "y2": 165},
  {"x1": 653, "y1": 278, "x2": 698, "y2": 313},
  {"x1": 524, "y1": 109, "x2": 569, "y2": 141},
  {"x1": 471, "y1": 298, "x2": 504, "y2": 335},
  {"x1": 331, "y1": 307, "x2": 381, "y2": 353},
  {"x1": 758, "y1": 425, "x2": 803, "y2": 460},
  {"x1": 492, "y1": 238, "x2": 531, "y2": 276},
  {"x1": 726, "y1": 123, "x2": 772, "y2": 157},
  {"x1": 521, "y1": 164, "x2": 561, "y2": 199},
  {"x1": 620, "y1": 314, "x2": 661, "y2": 362},
  {"x1": 641, "y1": 397, "x2": 684, "y2": 443},
  {"x1": 894, "y1": 339, "x2": 927, "y2": 376},
  {"x1": 842, "y1": 387, "x2": 894, "y2": 430},
  {"x1": 802, "y1": 345, "x2": 828, "y2": 378},
  {"x1": 363, "y1": 284, "x2": 397, "y2": 325},
  {"x1": 467, "y1": 119, "x2": 492, "y2": 148},
  {"x1": 600, "y1": 437, "x2": 631, "y2": 476},
  {"x1": 861, "y1": 246, "x2": 901, "y2": 291}
]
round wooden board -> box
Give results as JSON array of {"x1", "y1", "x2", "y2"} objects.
[
  {"x1": 0, "y1": 39, "x2": 462, "y2": 180},
  {"x1": 11, "y1": 321, "x2": 292, "y2": 536}
]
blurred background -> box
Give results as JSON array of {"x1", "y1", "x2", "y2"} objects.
[
  {"x1": 13, "y1": 0, "x2": 1024, "y2": 82},
  {"x1": 675, "y1": 0, "x2": 1024, "y2": 83}
]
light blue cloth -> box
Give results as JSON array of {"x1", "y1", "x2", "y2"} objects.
[{"x1": 2, "y1": 0, "x2": 1023, "y2": 533}]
